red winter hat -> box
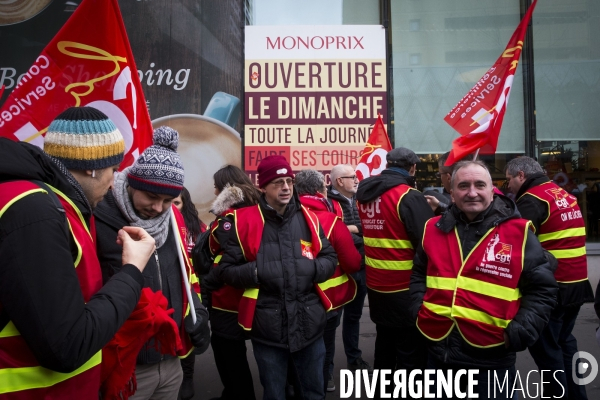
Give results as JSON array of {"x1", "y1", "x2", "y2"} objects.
[{"x1": 257, "y1": 155, "x2": 294, "y2": 188}]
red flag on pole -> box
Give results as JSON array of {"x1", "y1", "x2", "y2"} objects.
[
  {"x1": 0, "y1": 0, "x2": 152, "y2": 169},
  {"x1": 356, "y1": 114, "x2": 393, "y2": 181},
  {"x1": 443, "y1": 0, "x2": 537, "y2": 165}
]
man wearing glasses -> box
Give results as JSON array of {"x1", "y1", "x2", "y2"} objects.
[
  {"x1": 220, "y1": 155, "x2": 337, "y2": 400},
  {"x1": 328, "y1": 164, "x2": 374, "y2": 376}
]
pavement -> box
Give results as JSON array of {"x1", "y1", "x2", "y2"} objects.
[{"x1": 188, "y1": 300, "x2": 600, "y2": 400}]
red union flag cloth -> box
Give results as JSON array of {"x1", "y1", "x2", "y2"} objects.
[
  {"x1": 0, "y1": 0, "x2": 152, "y2": 168},
  {"x1": 443, "y1": 0, "x2": 537, "y2": 165},
  {"x1": 356, "y1": 114, "x2": 392, "y2": 181}
]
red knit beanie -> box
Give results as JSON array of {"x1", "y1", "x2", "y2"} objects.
[{"x1": 257, "y1": 155, "x2": 294, "y2": 188}]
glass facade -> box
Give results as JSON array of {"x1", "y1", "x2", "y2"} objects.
[{"x1": 250, "y1": 0, "x2": 600, "y2": 240}]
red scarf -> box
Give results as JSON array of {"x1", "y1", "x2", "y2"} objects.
[{"x1": 100, "y1": 288, "x2": 183, "y2": 400}]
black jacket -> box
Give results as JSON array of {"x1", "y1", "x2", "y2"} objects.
[
  {"x1": 515, "y1": 173, "x2": 594, "y2": 307},
  {"x1": 219, "y1": 193, "x2": 338, "y2": 352},
  {"x1": 327, "y1": 185, "x2": 365, "y2": 271},
  {"x1": 356, "y1": 169, "x2": 434, "y2": 327},
  {"x1": 410, "y1": 194, "x2": 558, "y2": 368},
  {"x1": 95, "y1": 190, "x2": 206, "y2": 364},
  {"x1": 201, "y1": 185, "x2": 252, "y2": 341},
  {"x1": 0, "y1": 138, "x2": 144, "y2": 373}
]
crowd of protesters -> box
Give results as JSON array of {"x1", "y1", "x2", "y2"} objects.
[{"x1": 0, "y1": 107, "x2": 596, "y2": 400}]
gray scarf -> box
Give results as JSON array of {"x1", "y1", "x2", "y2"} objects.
[{"x1": 112, "y1": 169, "x2": 171, "y2": 248}]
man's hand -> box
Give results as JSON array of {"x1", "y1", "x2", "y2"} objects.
[
  {"x1": 347, "y1": 225, "x2": 359, "y2": 234},
  {"x1": 185, "y1": 305, "x2": 210, "y2": 354},
  {"x1": 117, "y1": 226, "x2": 155, "y2": 272},
  {"x1": 424, "y1": 195, "x2": 440, "y2": 212}
]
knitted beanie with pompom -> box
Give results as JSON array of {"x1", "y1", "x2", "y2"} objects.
[{"x1": 127, "y1": 126, "x2": 184, "y2": 197}]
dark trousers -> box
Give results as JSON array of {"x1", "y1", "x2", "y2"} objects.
[
  {"x1": 323, "y1": 312, "x2": 342, "y2": 388},
  {"x1": 180, "y1": 353, "x2": 194, "y2": 380},
  {"x1": 253, "y1": 338, "x2": 325, "y2": 400},
  {"x1": 211, "y1": 333, "x2": 256, "y2": 400},
  {"x1": 373, "y1": 324, "x2": 427, "y2": 400},
  {"x1": 341, "y1": 270, "x2": 368, "y2": 364},
  {"x1": 529, "y1": 304, "x2": 588, "y2": 400},
  {"x1": 428, "y1": 356, "x2": 517, "y2": 400}
]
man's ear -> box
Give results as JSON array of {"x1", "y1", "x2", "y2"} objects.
[{"x1": 85, "y1": 170, "x2": 94, "y2": 177}]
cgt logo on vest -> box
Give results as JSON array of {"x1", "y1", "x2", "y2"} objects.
[
  {"x1": 546, "y1": 188, "x2": 573, "y2": 210},
  {"x1": 483, "y1": 234, "x2": 512, "y2": 265},
  {"x1": 360, "y1": 198, "x2": 382, "y2": 218}
]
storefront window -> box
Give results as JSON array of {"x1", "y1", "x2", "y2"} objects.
[{"x1": 533, "y1": 0, "x2": 600, "y2": 240}]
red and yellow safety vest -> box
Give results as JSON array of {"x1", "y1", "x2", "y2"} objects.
[
  {"x1": 171, "y1": 205, "x2": 202, "y2": 357},
  {"x1": 233, "y1": 204, "x2": 326, "y2": 330},
  {"x1": 0, "y1": 181, "x2": 103, "y2": 399},
  {"x1": 299, "y1": 200, "x2": 357, "y2": 311},
  {"x1": 522, "y1": 181, "x2": 588, "y2": 283},
  {"x1": 357, "y1": 184, "x2": 415, "y2": 293},
  {"x1": 208, "y1": 211, "x2": 246, "y2": 313},
  {"x1": 416, "y1": 216, "x2": 530, "y2": 348}
]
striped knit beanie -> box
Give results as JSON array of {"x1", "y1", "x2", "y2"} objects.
[
  {"x1": 43, "y1": 107, "x2": 125, "y2": 170},
  {"x1": 127, "y1": 126, "x2": 184, "y2": 197}
]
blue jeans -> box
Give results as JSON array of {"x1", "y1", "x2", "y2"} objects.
[
  {"x1": 529, "y1": 304, "x2": 588, "y2": 399},
  {"x1": 428, "y1": 357, "x2": 517, "y2": 400},
  {"x1": 342, "y1": 269, "x2": 368, "y2": 364},
  {"x1": 323, "y1": 311, "x2": 342, "y2": 386},
  {"x1": 253, "y1": 338, "x2": 325, "y2": 400}
]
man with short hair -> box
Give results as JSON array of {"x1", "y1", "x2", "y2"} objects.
[
  {"x1": 505, "y1": 156, "x2": 593, "y2": 399},
  {"x1": 424, "y1": 151, "x2": 453, "y2": 215},
  {"x1": 220, "y1": 155, "x2": 337, "y2": 400},
  {"x1": 356, "y1": 148, "x2": 434, "y2": 383},
  {"x1": 0, "y1": 106, "x2": 155, "y2": 398},
  {"x1": 296, "y1": 169, "x2": 361, "y2": 392},
  {"x1": 327, "y1": 163, "x2": 373, "y2": 375},
  {"x1": 411, "y1": 160, "x2": 557, "y2": 399},
  {"x1": 95, "y1": 126, "x2": 210, "y2": 400}
]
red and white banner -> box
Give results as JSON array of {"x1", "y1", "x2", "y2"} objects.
[
  {"x1": 443, "y1": 0, "x2": 537, "y2": 165},
  {"x1": 355, "y1": 114, "x2": 392, "y2": 181},
  {"x1": 0, "y1": 0, "x2": 152, "y2": 168}
]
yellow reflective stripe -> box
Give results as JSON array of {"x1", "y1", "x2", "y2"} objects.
[
  {"x1": 457, "y1": 276, "x2": 521, "y2": 301},
  {"x1": 538, "y1": 227, "x2": 586, "y2": 242},
  {"x1": 451, "y1": 305, "x2": 510, "y2": 328},
  {"x1": 243, "y1": 288, "x2": 259, "y2": 299},
  {"x1": 50, "y1": 187, "x2": 91, "y2": 238},
  {"x1": 0, "y1": 321, "x2": 19, "y2": 338},
  {"x1": 549, "y1": 247, "x2": 586, "y2": 259},
  {"x1": 190, "y1": 273, "x2": 199, "y2": 285},
  {"x1": 365, "y1": 256, "x2": 412, "y2": 271},
  {"x1": 318, "y1": 273, "x2": 349, "y2": 291},
  {"x1": 214, "y1": 255, "x2": 222, "y2": 263},
  {"x1": 0, "y1": 351, "x2": 101, "y2": 394},
  {"x1": 426, "y1": 276, "x2": 456, "y2": 291},
  {"x1": 364, "y1": 237, "x2": 413, "y2": 249},
  {"x1": 0, "y1": 189, "x2": 46, "y2": 217},
  {"x1": 423, "y1": 301, "x2": 452, "y2": 317}
]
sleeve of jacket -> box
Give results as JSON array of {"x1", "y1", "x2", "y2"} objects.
[
  {"x1": 505, "y1": 228, "x2": 558, "y2": 351},
  {"x1": 218, "y1": 219, "x2": 259, "y2": 289},
  {"x1": 330, "y1": 219, "x2": 361, "y2": 274},
  {"x1": 313, "y1": 223, "x2": 338, "y2": 283},
  {"x1": 515, "y1": 194, "x2": 548, "y2": 233},
  {"x1": 0, "y1": 192, "x2": 144, "y2": 373},
  {"x1": 202, "y1": 216, "x2": 231, "y2": 293},
  {"x1": 400, "y1": 190, "x2": 435, "y2": 247},
  {"x1": 409, "y1": 240, "x2": 430, "y2": 322}
]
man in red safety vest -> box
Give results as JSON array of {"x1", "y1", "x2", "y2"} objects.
[
  {"x1": 411, "y1": 160, "x2": 557, "y2": 399},
  {"x1": 0, "y1": 107, "x2": 156, "y2": 399},
  {"x1": 505, "y1": 156, "x2": 593, "y2": 399},
  {"x1": 220, "y1": 155, "x2": 338, "y2": 400}
]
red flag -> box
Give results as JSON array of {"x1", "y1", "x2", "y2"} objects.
[
  {"x1": 0, "y1": 0, "x2": 152, "y2": 169},
  {"x1": 444, "y1": 0, "x2": 537, "y2": 165},
  {"x1": 356, "y1": 114, "x2": 392, "y2": 181}
]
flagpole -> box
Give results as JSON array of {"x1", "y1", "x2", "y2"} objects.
[
  {"x1": 473, "y1": 149, "x2": 480, "y2": 160},
  {"x1": 170, "y1": 208, "x2": 197, "y2": 324}
]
